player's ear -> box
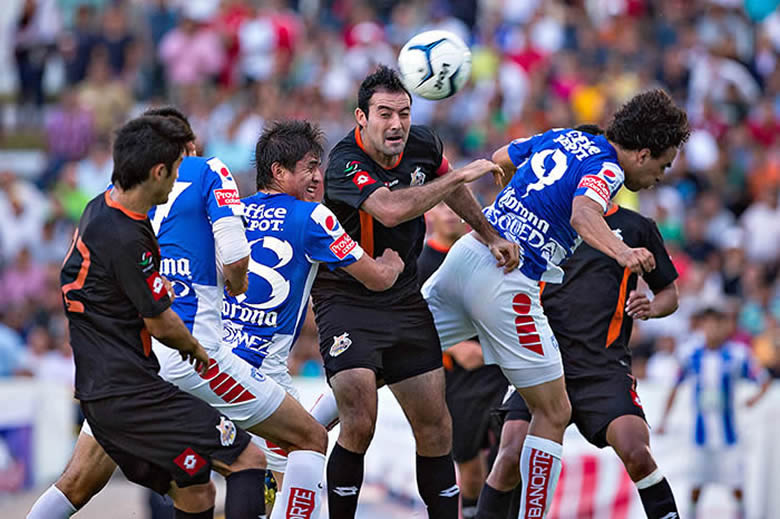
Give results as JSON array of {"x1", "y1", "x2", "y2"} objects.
[
  {"x1": 270, "y1": 161, "x2": 286, "y2": 184},
  {"x1": 636, "y1": 148, "x2": 651, "y2": 166},
  {"x1": 150, "y1": 163, "x2": 166, "y2": 182},
  {"x1": 355, "y1": 107, "x2": 367, "y2": 128}
]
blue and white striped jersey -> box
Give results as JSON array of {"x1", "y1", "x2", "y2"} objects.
[
  {"x1": 222, "y1": 192, "x2": 363, "y2": 376},
  {"x1": 676, "y1": 341, "x2": 769, "y2": 447},
  {"x1": 148, "y1": 155, "x2": 242, "y2": 348},
  {"x1": 483, "y1": 129, "x2": 624, "y2": 283}
]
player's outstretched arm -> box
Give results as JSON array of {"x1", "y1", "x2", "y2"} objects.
[
  {"x1": 444, "y1": 185, "x2": 519, "y2": 272},
  {"x1": 144, "y1": 308, "x2": 209, "y2": 374},
  {"x1": 361, "y1": 159, "x2": 503, "y2": 228},
  {"x1": 571, "y1": 196, "x2": 656, "y2": 274},
  {"x1": 341, "y1": 248, "x2": 404, "y2": 291}
]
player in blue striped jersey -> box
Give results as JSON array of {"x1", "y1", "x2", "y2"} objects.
[
  {"x1": 659, "y1": 303, "x2": 770, "y2": 519},
  {"x1": 222, "y1": 120, "x2": 404, "y2": 511}
]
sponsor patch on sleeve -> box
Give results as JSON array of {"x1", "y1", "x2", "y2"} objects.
[
  {"x1": 146, "y1": 272, "x2": 168, "y2": 301},
  {"x1": 577, "y1": 175, "x2": 610, "y2": 205},
  {"x1": 352, "y1": 172, "x2": 376, "y2": 190},
  {"x1": 213, "y1": 188, "x2": 240, "y2": 207},
  {"x1": 329, "y1": 233, "x2": 357, "y2": 260}
]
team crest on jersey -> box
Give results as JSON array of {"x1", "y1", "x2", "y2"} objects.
[
  {"x1": 344, "y1": 160, "x2": 361, "y2": 176},
  {"x1": 139, "y1": 251, "x2": 154, "y2": 273},
  {"x1": 612, "y1": 228, "x2": 624, "y2": 241},
  {"x1": 410, "y1": 166, "x2": 426, "y2": 186},
  {"x1": 215, "y1": 417, "x2": 237, "y2": 446},
  {"x1": 330, "y1": 332, "x2": 352, "y2": 357}
]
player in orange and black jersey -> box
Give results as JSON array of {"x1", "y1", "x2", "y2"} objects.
[
  {"x1": 476, "y1": 126, "x2": 681, "y2": 519},
  {"x1": 59, "y1": 115, "x2": 266, "y2": 519},
  {"x1": 311, "y1": 65, "x2": 519, "y2": 519}
]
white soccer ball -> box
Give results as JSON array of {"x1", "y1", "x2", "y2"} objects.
[{"x1": 397, "y1": 30, "x2": 472, "y2": 100}]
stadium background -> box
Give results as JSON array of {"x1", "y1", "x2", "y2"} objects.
[{"x1": 0, "y1": 0, "x2": 779, "y2": 517}]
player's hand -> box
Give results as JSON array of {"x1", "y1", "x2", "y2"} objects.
[
  {"x1": 655, "y1": 423, "x2": 667, "y2": 435},
  {"x1": 745, "y1": 394, "x2": 762, "y2": 408},
  {"x1": 180, "y1": 341, "x2": 210, "y2": 376},
  {"x1": 449, "y1": 340, "x2": 484, "y2": 370},
  {"x1": 162, "y1": 276, "x2": 175, "y2": 302},
  {"x1": 226, "y1": 273, "x2": 249, "y2": 297},
  {"x1": 616, "y1": 247, "x2": 655, "y2": 275},
  {"x1": 458, "y1": 159, "x2": 505, "y2": 183},
  {"x1": 625, "y1": 290, "x2": 652, "y2": 320},
  {"x1": 486, "y1": 235, "x2": 520, "y2": 273},
  {"x1": 377, "y1": 248, "x2": 404, "y2": 274}
]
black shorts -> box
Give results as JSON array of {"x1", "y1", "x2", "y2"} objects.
[
  {"x1": 446, "y1": 364, "x2": 508, "y2": 462},
  {"x1": 81, "y1": 382, "x2": 251, "y2": 494},
  {"x1": 316, "y1": 293, "x2": 443, "y2": 384},
  {"x1": 500, "y1": 372, "x2": 646, "y2": 448}
]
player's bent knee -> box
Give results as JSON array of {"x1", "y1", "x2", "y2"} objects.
[
  {"x1": 221, "y1": 443, "x2": 267, "y2": 476},
  {"x1": 170, "y1": 481, "x2": 217, "y2": 513},
  {"x1": 339, "y1": 416, "x2": 376, "y2": 452},
  {"x1": 621, "y1": 444, "x2": 656, "y2": 480}
]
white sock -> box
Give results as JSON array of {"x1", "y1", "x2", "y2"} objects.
[
  {"x1": 27, "y1": 485, "x2": 77, "y2": 519},
  {"x1": 270, "y1": 450, "x2": 325, "y2": 519},
  {"x1": 635, "y1": 468, "x2": 664, "y2": 490},
  {"x1": 309, "y1": 390, "x2": 339, "y2": 431},
  {"x1": 518, "y1": 435, "x2": 563, "y2": 519}
]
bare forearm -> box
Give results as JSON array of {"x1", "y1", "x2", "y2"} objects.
[
  {"x1": 444, "y1": 185, "x2": 500, "y2": 241},
  {"x1": 223, "y1": 256, "x2": 249, "y2": 295},
  {"x1": 571, "y1": 198, "x2": 629, "y2": 260},
  {"x1": 385, "y1": 174, "x2": 465, "y2": 225},
  {"x1": 650, "y1": 284, "x2": 679, "y2": 318},
  {"x1": 145, "y1": 310, "x2": 199, "y2": 352}
]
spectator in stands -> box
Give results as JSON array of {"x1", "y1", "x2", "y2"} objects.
[{"x1": 76, "y1": 45, "x2": 132, "y2": 137}]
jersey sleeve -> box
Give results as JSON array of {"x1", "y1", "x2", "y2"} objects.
[
  {"x1": 325, "y1": 147, "x2": 384, "y2": 209},
  {"x1": 113, "y1": 236, "x2": 171, "y2": 318},
  {"x1": 203, "y1": 157, "x2": 243, "y2": 223},
  {"x1": 574, "y1": 160, "x2": 625, "y2": 212},
  {"x1": 642, "y1": 219, "x2": 679, "y2": 292},
  {"x1": 304, "y1": 203, "x2": 364, "y2": 270},
  {"x1": 507, "y1": 133, "x2": 541, "y2": 167}
]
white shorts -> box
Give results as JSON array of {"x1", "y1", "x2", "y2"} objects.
[
  {"x1": 154, "y1": 339, "x2": 287, "y2": 431},
  {"x1": 421, "y1": 233, "x2": 563, "y2": 388},
  {"x1": 690, "y1": 445, "x2": 744, "y2": 487}
]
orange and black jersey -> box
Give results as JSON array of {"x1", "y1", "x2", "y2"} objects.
[
  {"x1": 61, "y1": 191, "x2": 172, "y2": 401},
  {"x1": 313, "y1": 125, "x2": 448, "y2": 306},
  {"x1": 542, "y1": 205, "x2": 677, "y2": 379}
]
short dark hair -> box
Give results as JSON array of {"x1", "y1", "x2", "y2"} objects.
[
  {"x1": 143, "y1": 106, "x2": 193, "y2": 135},
  {"x1": 573, "y1": 124, "x2": 604, "y2": 136},
  {"x1": 357, "y1": 65, "x2": 412, "y2": 117},
  {"x1": 111, "y1": 115, "x2": 194, "y2": 190},
  {"x1": 606, "y1": 89, "x2": 690, "y2": 158},
  {"x1": 255, "y1": 120, "x2": 325, "y2": 190}
]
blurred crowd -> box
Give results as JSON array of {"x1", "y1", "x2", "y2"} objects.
[{"x1": 1, "y1": 0, "x2": 779, "y2": 393}]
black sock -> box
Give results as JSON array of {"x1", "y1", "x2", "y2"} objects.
[
  {"x1": 462, "y1": 495, "x2": 479, "y2": 518},
  {"x1": 638, "y1": 478, "x2": 679, "y2": 519},
  {"x1": 174, "y1": 507, "x2": 214, "y2": 519},
  {"x1": 327, "y1": 443, "x2": 365, "y2": 519},
  {"x1": 225, "y1": 469, "x2": 265, "y2": 519},
  {"x1": 474, "y1": 483, "x2": 513, "y2": 519},
  {"x1": 507, "y1": 485, "x2": 522, "y2": 519},
  {"x1": 416, "y1": 453, "x2": 459, "y2": 519}
]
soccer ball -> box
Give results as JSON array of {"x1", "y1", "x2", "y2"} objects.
[{"x1": 397, "y1": 30, "x2": 472, "y2": 100}]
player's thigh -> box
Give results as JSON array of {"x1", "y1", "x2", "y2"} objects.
[
  {"x1": 388, "y1": 367, "x2": 451, "y2": 453},
  {"x1": 568, "y1": 374, "x2": 647, "y2": 448},
  {"x1": 329, "y1": 367, "x2": 379, "y2": 434},
  {"x1": 421, "y1": 247, "x2": 478, "y2": 350},
  {"x1": 463, "y1": 265, "x2": 563, "y2": 388},
  {"x1": 158, "y1": 342, "x2": 287, "y2": 430},
  {"x1": 57, "y1": 425, "x2": 117, "y2": 506},
  {"x1": 247, "y1": 393, "x2": 327, "y2": 454}
]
